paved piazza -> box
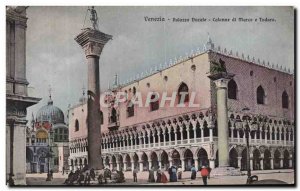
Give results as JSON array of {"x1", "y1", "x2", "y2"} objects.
[{"x1": 26, "y1": 169, "x2": 294, "y2": 185}]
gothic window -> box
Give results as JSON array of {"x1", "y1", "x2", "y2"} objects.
[
  {"x1": 133, "y1": 87, "x2": 136, "y2": 95},
  {"x1": 100, "y1": 110, "x2": 103, "y2": 125},
  {"x1": 127, "y1": 101, "x2": 134, "y2": 117},
  {"x1": 256, "y1": 85, "x2": 265, "y2": 105},
  {"x1": 228, "y1": 79, "x2": 238, "y2": 100},
  {"x1": 110, "y1": 108, "x2": 117, "y2": 123},
  {"x1": 75, "y1": 119, "x2": 79, "y2": 131},
  {"x1": 282, "y1": 91, "x2": 289, "y2": 109},
  {"x1": 178, "y1": 82, "x2": 189, "y2": 104},
  {"x1": 150, "y1": 94, "x2": 159, "y2": 111}
]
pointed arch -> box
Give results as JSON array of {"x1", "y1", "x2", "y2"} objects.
[
  {"x1": 126, "y1": 101, "x2": 134, "y2": 117},
  {"x1": 282, "y1": 91, "x2": 289, "y2": 109},
  {"x1": 75, "y1": 119, "x2": 79, "y2": 131},
  {"x1": 228, "y1": 79, "x2": 238, "y2": 100},
  {"x1": 257, "y1": 85, "x2": 266, "y2": 104},
  {"x1": 177, "y1": 82, "x2": 189, "y2": 104}
]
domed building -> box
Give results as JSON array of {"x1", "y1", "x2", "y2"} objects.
[{"x1": 26, "y1": 96, "x2": 69, "y2": 174}]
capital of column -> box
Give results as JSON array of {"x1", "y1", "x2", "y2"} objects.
[
  {"x1": 208, "y1": 72, "x2": 235, "y2": 88},
  {"x1": 75, "y1": 28, "x2": 112, "y2": 58}
]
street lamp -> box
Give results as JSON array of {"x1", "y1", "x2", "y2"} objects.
[
  {"x1": 241, "y1": 107, "x2": 258, "y2": 184},
  {"x1": 45, "y1": 145, "x2": 54, "y2": 181},
  {"x1": 45, "y1": 128, "x2": 54, "y2": 181}
]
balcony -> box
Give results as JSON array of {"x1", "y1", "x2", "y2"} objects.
[
  {"x1": 108, "y1": 115, "x2": 119, "y2": 131},
  {"x1": 102, "y1": 136, "x2": 294, "y2": 154}
]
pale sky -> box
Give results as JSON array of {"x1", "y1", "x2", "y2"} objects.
[{"x1": 25, "y1": 6, "x2": 294, "y2": 122}]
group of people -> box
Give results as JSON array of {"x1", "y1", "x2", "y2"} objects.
[
  {"x1": 133, "y1": 165, "x2": 211, "y2": 185},
  {"x1": 147, "y1": 166, "x2": 168, "y2": 183},
  {"x1": 64, "y1": 168, "x2": 96, "y2": 185}
]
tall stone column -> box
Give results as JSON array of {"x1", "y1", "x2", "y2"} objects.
[
  {"x1": 280, "y1": 158, "x2": 283, "y2": 168},
  {"x1": 181, "y1": 159, "x2": 185, "y2": 171},
  {"x1": 187, "y1": 129, "x2": 190, "y2": 143},
  {"x1": 237, "y1": 157, "x2": 242, "y2": 169},
  {"x1": 180, "y1": 129, "x2": 183, "y2": 144},
  {"x1": 208, "y1": 72, "x2": 240, "y2": 176},
  {"x1": 260, "y1": 157, "x2": 264, "y2": 170},
  {"x1": 209, "y1": 128, "x2": 213, "y2": 142},
  {"x1": 289, "y1": 157, "x2": 293, "y2": 168},
  {"x1": 208, "y1": 73, "x2": 234, "y2": 167},
  {"x1": 123, "y1": 163, "x2": 127, "y2": 171},
  {"x1": 194, "y1": 158, "x2": 199, "y2": 170},
  {"x1": 139, "y1": 161, "x2": 143, "y2": 172},
  {"x1": 75, "y1": 28, "x2": 112, "y2": 170},
  {"x1": 131, "y1": 161, "x2": 135, "y2": 172},
  {"x1": 209, "y1": 159, "x2": 215, "y2": 169},
  {"x1": 158, "y1": 131, "x2": 161, "y2": 147},
  {"x1": 270, "y1": 158, "x2": 274, "y2": 169}
]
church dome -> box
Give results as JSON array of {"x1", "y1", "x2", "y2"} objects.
[{"x1": 36, "y1": 98, "x2": 65, "y2": 124}]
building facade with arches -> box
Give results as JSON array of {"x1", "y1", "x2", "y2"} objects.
[{"x1": 68, "y1": 38, "x2": 294, "y2": 173}]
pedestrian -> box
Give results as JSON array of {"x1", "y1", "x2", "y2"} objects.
[
  {"x1": 177, "y1": 166, "x2": 182, "y2": 180},
  {"x1": 62, "y1": 166, "x2": 65, "y2": 175},
  {"x1": 156, "y1": 166, "x2": 162, "y2": 183},
  {"x1": 169, "y1": 165, "x2": 177, "y2": 182},
  {"x1": 84, "y1": 172, "x2": 90, "y2": 185},
  {"x1": 148, "y1": 167, "x2": 155, "y2": 182},
  {"x1": 77, "y1": 172, "x2": 84, "y2": 185},
  {"x1": 161, "y1": 170, "x2": 168, "y2": 183},
  {"x1": 50, "y1": 170, "x2": 53, "y2": 180},
  {"x1": 90, "y1": 168, "x2": 95, "y2": 181},
  {"x1": 200, "y1": 166, "x2": 209, "y2": 185},
  {"x1": 133, "y1": 168, "x2": 138, "y2": 182},
  {"x1": 191, "y1": 164, "x2": 197, "y2": 180}
]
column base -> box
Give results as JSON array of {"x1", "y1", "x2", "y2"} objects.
[{"x1": 210, "y1": 167, "x2": 242, "y2": 177}]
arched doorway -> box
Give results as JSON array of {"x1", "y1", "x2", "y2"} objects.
[
  {"x1": 197, "y1": 148, "x2": 208, "y2": 169},
  {"x1": 105, "y1": 156, "x2": 110, "y2": 168},
  {"x1": 111, "y1": 156, "x2": 117, "y2": 171},
  {"x1": 161, "y1": 150, "x2": 169, "y2": 170},
  {"x1": 229, "y1": 148, "x2": 238, "y2": 168},
  {"x1": 125, "y1": 154, "x2": 131, "y2": 171},
  {"x1": 215, "y1": 150, "x2": 219, "y2": 168},
  {"x1": 141, "y1": 152, "x2": 149, "y2": 171},
  {"x1": 283, "y1": 150, "x2": 289, "y2": 169},
  {"x1": 184, "y1": 149, "x2": 194, "y2": 171},
  {"x1": 241, "y1": 149, "x2": 247, "y2": 171},
  {"x1": 119, "y1": 155, "x2": 124, "y2": 171},
  {"x1": 171, "y1": 149, "x2": 181, "y2": 167},
  {"x1": 263, "y1": 150, "x2": 271, "y2": 170},
  {"x1": 133, "y1": 153, "x2": 139, "y2": 171},
  {"x1": 150, "y1": 152, "x2": 159, "y2": 169},
  {"x1": 274, "y1": 150, "x2": 281, "y2": 169},
  {"x1": 26, "y1": 148, "x2": 34, "y2": 173},
  {"x1": 253, "y1": 149, "x2": 260, "y2": 170}
]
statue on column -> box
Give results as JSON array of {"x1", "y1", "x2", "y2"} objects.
[{"x1": 88, "y1": 6, "x2": 99, "y2": 30}]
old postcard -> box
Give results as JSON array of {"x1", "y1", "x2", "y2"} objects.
[{"x1": 5, "y1": 6, "x2": 295, "y2": 186}]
